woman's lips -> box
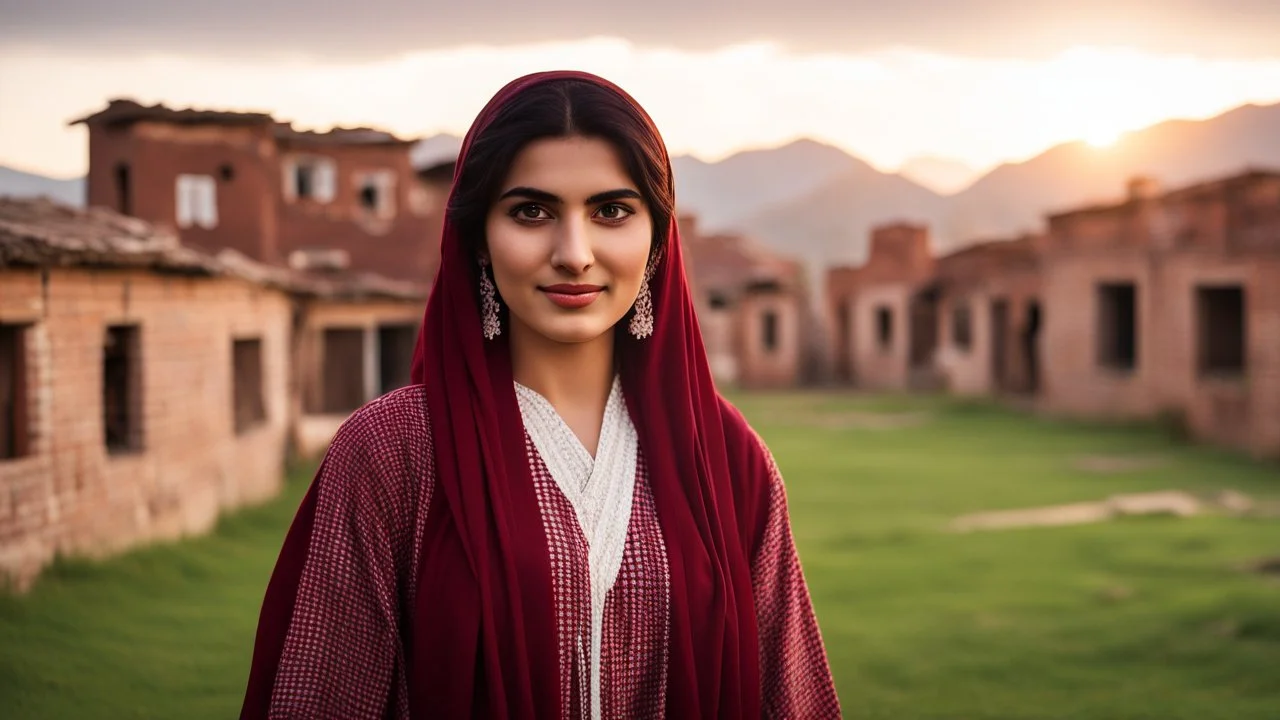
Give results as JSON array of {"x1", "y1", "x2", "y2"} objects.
[{"x1": 540, "y1": 283, "x2": 604, "y2": 309}]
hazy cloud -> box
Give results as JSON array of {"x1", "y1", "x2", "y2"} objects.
[{"x1": 4, "y1": 0, "x2": 1280, "y2": 59}]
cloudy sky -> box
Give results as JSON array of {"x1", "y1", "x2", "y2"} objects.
[{"x1": 3, "y1": 1, "x2": 1280, "y2": 185}]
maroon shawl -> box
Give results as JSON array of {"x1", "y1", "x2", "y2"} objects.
[{"x1": 244, "y1": 71, "x2": 775, "y2": 718}]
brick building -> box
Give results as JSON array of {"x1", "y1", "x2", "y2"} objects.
[
  {"x1": 930, "y1": 234, "x2": 1045, "y2": 397},
  {"x1": 72, "y1": 99, "x2": 441, "y2": 284},
  {"x1": 291, "y1": 293, "x2": 423, "y2": 458},
  {"x1": 1039, "y1": 171, "x2": 1280, "y2": 457},
  {"x1": 679, "y1": 215, "x2": 811, "y2": 389},
  {"x1": 414, "y1": 159, "x2": 457, "y2": 290},
  {"x1": 825, "y1": 170, "x2": 1280, "y2": 460},
  {"x1": 826, "y1": 223, "x2": 937, "y2": 391},
  {"x1": 0, "y1": 198, "x2": 426, "y2": 589}
]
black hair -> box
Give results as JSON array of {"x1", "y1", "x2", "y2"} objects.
[{"x1": 447, "y1": 79, "x2": 675, "y2": 259}]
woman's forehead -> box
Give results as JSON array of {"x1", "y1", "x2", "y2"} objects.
[{"x1": 499, "y1": 136, "x2": 638, "y2": 198}]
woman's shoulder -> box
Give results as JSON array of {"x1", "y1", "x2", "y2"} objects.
[
  {"x1": 313, "y1": 384, "x2": 436, "y2": 507},
  {"x1": 331, "y1": 384, "x2": 434, "y2": 455}
]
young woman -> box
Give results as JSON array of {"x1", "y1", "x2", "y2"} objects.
[{"x1": 241, "y1": 70, "x2": 840, "y2": 719}]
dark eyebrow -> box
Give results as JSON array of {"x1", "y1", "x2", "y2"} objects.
[
  {"x1": 498, "y1": 186, "x2": 561, "y2": 204},
  {"x1": 586, "y1": 189, "x2": 643, "y2": 204},
  {"x1": 496, "y1": 186, "x2": 642, "y2": 205}
]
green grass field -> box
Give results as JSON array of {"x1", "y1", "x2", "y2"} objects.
[{"x1": 2, "y1": 392, "x2": 1278, "y2": 718}]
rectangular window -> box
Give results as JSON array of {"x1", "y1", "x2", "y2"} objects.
[
  {"x1": 377, "y1": 324, "x2": 417, "y2": 395},
  {"x1": 322, "y1": 328, "x2": 366, "y2": 414},
  {"x1": 952, "y1": 302, "x2": 972, "y2": 351},
  {"x1": 115, "y1": 162, "x2": 132, "y2": 216},
  {"x1": 1, "y1": 324, "x2": 31, "y2": 461},
  {"x1": 1097, "y1": 283, "x2": 1138, "y2": 370},
  {"x1": 356, "y1": 170, "x2": 397, "y2": 219},
  {"x1": 294, "y1": 164, "x2": 314, "y2": 198},
  {"x1": 876, "y1": 306, "x2": 893, "y2": 350},
  {"x1": 232, "y1": 338, "x2": 267, "y2": 434},
  {"x1": 287, "y1": 156, "x2": 337, "y2": 203},
  {"x1": 103, "y1": 325, "x2": 143, "y2": 454},
  {"x1": 1197, "y1": 285, "x2": 1246, "y2": 377},
  {"x1": 175, "y1": 174, "x2": 218, "y2": 229},
  {"x1": 761, "y1": 311, "x2": 779, "y2": 353}
]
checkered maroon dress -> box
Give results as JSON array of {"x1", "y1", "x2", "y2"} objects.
[{"x1": 250, "y1": 386, "x2": 840, "y2": 718}]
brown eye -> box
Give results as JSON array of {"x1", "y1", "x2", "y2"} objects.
[
  {"x1": 595, "y1": 203, "x2": 634, "y2": 222},
  {"x1": 511, "y1": 203, "x2": 549, "y2": 222}
]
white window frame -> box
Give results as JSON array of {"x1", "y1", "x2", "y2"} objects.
[
  {"x1": 175, "y1": 174, "x2": 218, "y2": 229},
  {"x1": 283, "y1": 155, "x2": 337, "y2": 204}
]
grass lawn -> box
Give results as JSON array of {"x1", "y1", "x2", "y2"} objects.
[{"x1": 2, "y1": 392, "x2": 1279, "y2": 718}]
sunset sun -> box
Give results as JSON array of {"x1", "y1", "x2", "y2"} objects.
[{"x1": 1084, "y1": 127, "x2": 1122, "y2": 148}]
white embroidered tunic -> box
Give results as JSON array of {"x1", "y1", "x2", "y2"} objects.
[{"x1": 514, "y1": 377, "x2": 638, "y2": 720}]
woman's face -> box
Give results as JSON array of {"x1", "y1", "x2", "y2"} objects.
[{"x1": 485, "y1": 135, "x2": 653, "y2": 346}]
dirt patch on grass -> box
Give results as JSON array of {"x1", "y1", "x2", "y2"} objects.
[
  {"x1": 949, "y1": 488, "x2": 1269, "y2": 533},
  {"x1": 950, "y1": 490, "x2": 1205, "y2": 532}
]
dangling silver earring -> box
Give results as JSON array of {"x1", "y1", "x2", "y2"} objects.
[
  {"x1": 478, "y1": 258, "x2": 501, "y2": 340},
  {"x1": 628, "y1": 269, "x2": 654, "y2": 339}
]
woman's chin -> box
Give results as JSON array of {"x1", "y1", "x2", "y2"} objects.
[{"x1": 520, "y1": 314, "x2": 621, "y2": 346}]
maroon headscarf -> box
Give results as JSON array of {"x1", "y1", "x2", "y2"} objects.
[
  {"x1": 409, "y1": 70, "x2": 770, "y2": 717},
  {"x1": 246, "y1": 71, "x2": 776, "y2": 718}
]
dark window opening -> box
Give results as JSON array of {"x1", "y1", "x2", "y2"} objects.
[
  {"x1": 762, "y1": 311, "x2": 779, "y2": 352},
  {"x1": 952, "y1": 303, "x2": 973, "y2": 351},
  {"x1": 322, "y1": 328, "x2": 366, "y2": 414},
  {"x1": 359, "y1": 183, "x2": 380, "y2": 211},
  {"x1": 1, "y1": 324, "x2": 31, "y2": 460},
  {"x1": 1097, "y1": 283, "x2": 1138, "y2": 370},
  {"x1": 114, "y1": 162, "x2": 132, "y2": 216},
  {"x1": 103, "y1": 325, "x2": 143, "y2": 454},
  {"x1": 377, "y1": 324, "x2": 417, "y2": 395},
  {"x1": 834, "y1": 300, "x2": 852, "y2": 380},
  {"x1": 232, "y1": 339, "x2": 267, "y2": 434},
  {"x1": 876, "y1": 306, "x2": 893, "y2": 350},
  {"x1": 991, "y1": 299, "x2": 1010, "y2": 390},
  {"x1": 219, "y1": 163, "x2": 235, "y2": 182},
  {"x1": 294, "y1": 165, "x2": 315, "y2": 198},
  {"x1": 1024, "y1": 301, "x2": 1043, "y2": 394},
  {"x1": 1197, "y1": 285, "x2": 1246, "y2": 377}
]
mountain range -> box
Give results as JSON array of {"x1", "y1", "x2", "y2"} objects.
[
  {"x1": 4, "y1": 101, "x2": 1278, "y2": 274},
  {"x1": 0, "y1": 165, "x2": 83, "y2": 207},
  {"x1": 699, "y1": 101, "x2": 1280, "y2": 269},
  {"x1": 896, "y1": 156, "x2": 977, "y2": 195}
]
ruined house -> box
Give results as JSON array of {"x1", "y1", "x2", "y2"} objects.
[
  {"x1": 825, "y1": 169, "x2": 1280, "y2": 460},
  {"x1": 1039, "y1": 171, "x2": 1280, "y2": 458},
  {"x1": 67, "y1": 98, "x2": 451, "y2": 457},
  {"x1": 72, "y1": 99, "x2": 441, "y2": 284},
  {"x1": 679, "y1": 215, "x2": 811, "y2": 389},
  {"x1": 0, "y1": 198, "x2": 426, "y2": 589},
  {"x1": 930, "y1": 234, "x2": 1045, "y2": 397},
  {"x1": 825, "y1": 223, "x2": 938, "y2": 391}
]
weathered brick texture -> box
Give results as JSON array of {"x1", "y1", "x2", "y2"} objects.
[{"x1": 1, "y1": 267, "x2": 291, "y2": 589}]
